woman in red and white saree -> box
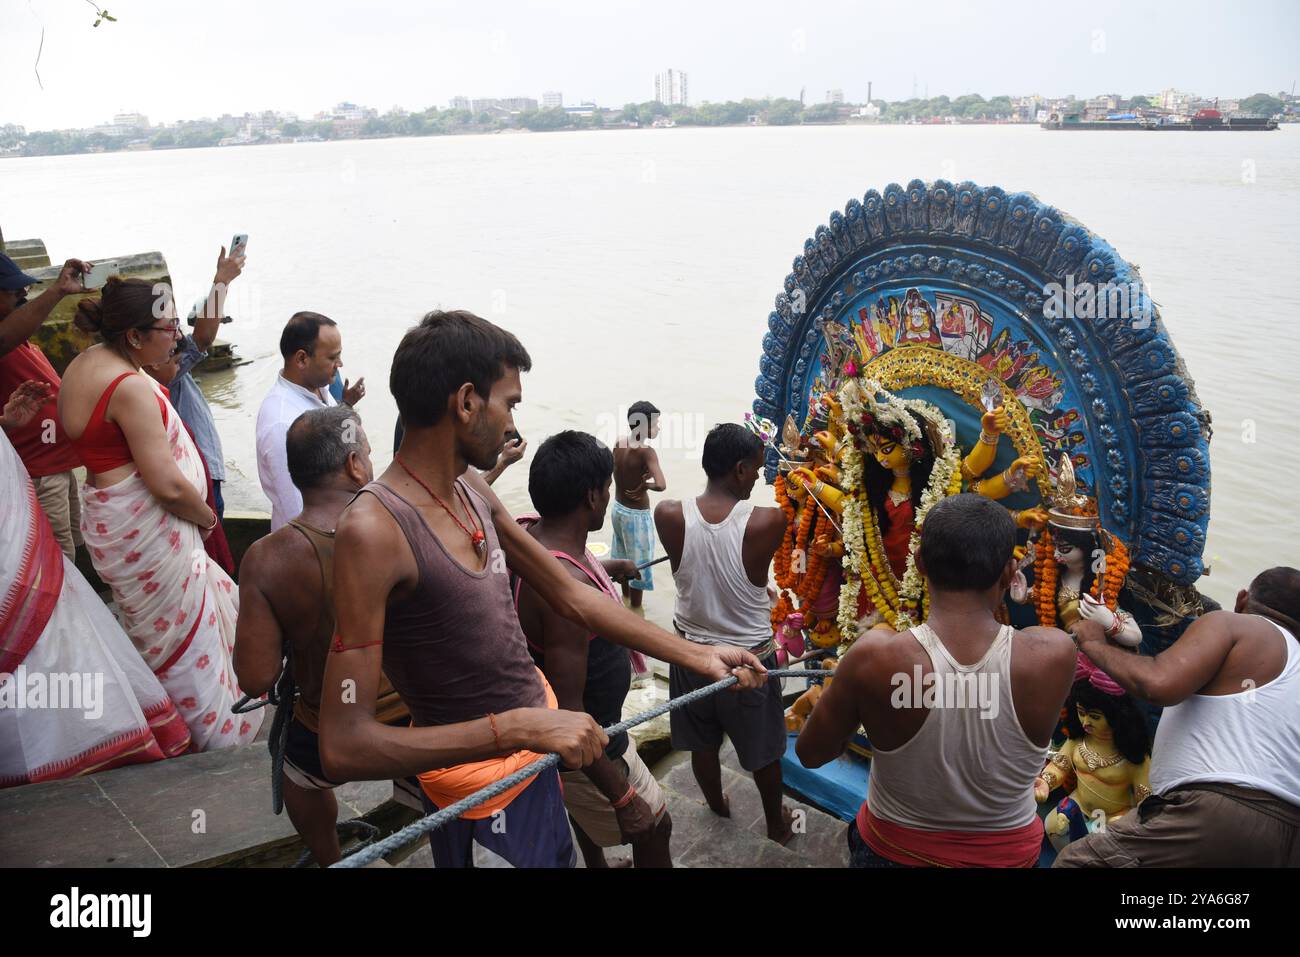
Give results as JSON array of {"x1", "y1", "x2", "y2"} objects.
[
  {"x1": 59, "y1": 279, "x2": 263, "y2": 751},
  {"x1": 1, "y1": 386, "x2": 188, "y2": 787}
]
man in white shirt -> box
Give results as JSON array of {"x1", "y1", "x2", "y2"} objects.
[
  {"x1": 1056, "y1": 565, "x2": 1300, "y2": 867},
  {"x1": 256, "y1": 312, "x2": 365, "y2": 529}
]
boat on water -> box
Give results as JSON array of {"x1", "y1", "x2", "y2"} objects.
[{"x1": 1042, "y1": 108, "x2": 1278, "y2": 131}]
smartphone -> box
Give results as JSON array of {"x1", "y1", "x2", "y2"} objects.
[
  {"x1": 80, "y1": 260, "x2": 119, "y2": 290},
  {"x1": 230, "y1": 234, "x2": 248, "y2": 258}
]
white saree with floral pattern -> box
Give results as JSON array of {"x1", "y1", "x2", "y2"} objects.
[{"x1": 79, "y1": 378, "x2": 263, "y2": 751}]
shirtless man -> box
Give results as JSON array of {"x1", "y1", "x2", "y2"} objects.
[
  {"x1": 1056, "y1": 566, "x2": 1300, "y2": 867},
  {"x1": 234, "y1": 406, "x2": 410, "y2": 866},
  {"x1": 611, "y1": 400, "x2": 665, "y2": 609}
]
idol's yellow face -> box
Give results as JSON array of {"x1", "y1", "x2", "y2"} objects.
[
  {"x1": 868, "y1": 437, "x2": 911, "y2": 471},
  {"x1": 1077, "y1": 704, "x2": 1111, "y2": 738}
]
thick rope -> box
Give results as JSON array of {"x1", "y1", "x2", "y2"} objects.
[
  {"x1": 294, "y1": 818, "x2": 380, "y2": 868},
  {"x1": 331, "y1": 667, "x2": 828, "y2": 868}
]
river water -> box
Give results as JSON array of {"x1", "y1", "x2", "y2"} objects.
[{"x1": 4, "y1": 124, "x2": 1297, "y2": 607}]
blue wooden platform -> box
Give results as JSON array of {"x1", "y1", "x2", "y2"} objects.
[{"x1": 780, "y1": 733, "x2": 1057, "y2": 866}]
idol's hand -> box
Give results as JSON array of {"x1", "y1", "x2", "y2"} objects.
[
  {"x1": 1034, "y1": 775, "x2": 1051, "y2": 803},
  {"x1": 981, "y1": 406, "x2": 1010, "y2": 435},
  {"x1": 1078, "y1": 593, "x2": 1118, "y2": 633},
  {"x1": 1011, "y1": 455, "x2": 1043, "y2": 479},
  {"x1": 789, "y1": 466, "x2": 818, "y2": 491},
  {"x1": 1017, "y1": 506, "x2": 1049, "y2": 530}
]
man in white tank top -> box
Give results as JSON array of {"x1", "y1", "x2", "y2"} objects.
[
  {"x1": 1056, "y1": 565, "x2": 1300, "y2": 867},
  {"x1": 797, "y1": 494, "x2": 1077, "y2": 867},
  {"x1": 655, "y1": 424, "x2": 795, "y2": 843}
]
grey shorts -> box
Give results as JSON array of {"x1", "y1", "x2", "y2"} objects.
[{"x1": 669, "y1": 651, "x2": 786, "y2": 772}]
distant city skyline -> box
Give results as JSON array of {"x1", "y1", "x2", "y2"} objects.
[{"x1": 3, "y1": 0, "x2": 1297, "y2": 131}]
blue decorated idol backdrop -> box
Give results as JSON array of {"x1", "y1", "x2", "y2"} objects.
[{"x1": 755, "y1": 180, "x2": 1212, "y2": 585}]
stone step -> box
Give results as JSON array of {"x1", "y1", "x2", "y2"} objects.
[
  {"x1": 659, "y1": 782, "x2": 812, "y2": 868},
  {"x1": 658, "y1": 745, "x2": 850, "y2": 868}
]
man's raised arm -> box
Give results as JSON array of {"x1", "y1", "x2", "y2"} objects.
[
  {"x1": 795, "y1": 638, "x2": 870, "y2": 768},
  {"x1": 318, "y1": 492, "x2": 606, "y2": 782},
  {"x1": 1073, "y1": 612, "x2": 1235, "y2": 707},
  {"x1": 464, "y1": 470, "x2": 767, "y2": 689},
  {"x1": 0, "y1": 259, "x2": 90, "y2": 356}
]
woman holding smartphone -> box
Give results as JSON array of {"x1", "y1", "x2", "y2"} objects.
[{"x1": 59, "y1": 277, "x2": 263, "y2": 752}]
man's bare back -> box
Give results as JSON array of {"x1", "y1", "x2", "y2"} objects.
[
  {"x1": 235, "y1": 525, "x2": 331, "y2": 700},
  {"x1": 614, "y1": 440, "x2": 664, "y2": 510}
]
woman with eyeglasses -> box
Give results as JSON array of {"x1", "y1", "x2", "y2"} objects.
[{"x1": 59, "y1": 276, "x2": 263, "y2": 752}]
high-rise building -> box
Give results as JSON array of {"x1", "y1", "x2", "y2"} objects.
[
  {"x1": 826, "y1": 89, "x2": 844, "y2": 104},
  {"x1": 654, "y1": 69, "x2": 689, "y2": 106},
  {"x1": 542, "y1": 91, "x2": 563, "y2": 109},
  {"x1": 449, "y1": 96, "x2": 471, "y2": 111}
]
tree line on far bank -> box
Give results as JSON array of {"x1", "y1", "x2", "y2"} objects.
[{"x1": 6, "y1": 92, "x2": 1289, "y2": 157}]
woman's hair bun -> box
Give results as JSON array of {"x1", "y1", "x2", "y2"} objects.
[{"x1": 73, "y1": 297, "x2": 106, "y2": 334}]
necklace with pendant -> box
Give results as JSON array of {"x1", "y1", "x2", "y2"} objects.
[{"x1": 395, "y1": 455, "x2": 488, "y2": 558}]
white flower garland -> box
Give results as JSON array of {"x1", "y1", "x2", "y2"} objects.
[
  {"x1": 837, "y1": 440, "x2": 867, "y2": 638},
  {"x1": 894, "y1": 433, "x2": 960, "y2": 629}
]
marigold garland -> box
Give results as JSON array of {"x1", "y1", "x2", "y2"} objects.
[
  {"x1": 773, "y1": 475, "x2": 796, "y2": 586},
  {"x1": 797, "y1": 516, "x2": 832, "y2": 605},
  {"x1": 794, "y1": 493, "x2": 815, "y2": 579},
  {"x1": 1032, "y1": 526, "x2": 1131, "y2": 628}
]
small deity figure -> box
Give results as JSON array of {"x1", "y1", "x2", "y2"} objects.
[
  {"x1": 977, "y1": 329, "x2": 1012, "y2": 372},
  {"x1": 873, "y1": 296, "x2": 901, "y2": 351},
  {"x1": 1034, "y1": 656, "x2": 1152, "y2": 850},
  {"x1": 898, "y1": 288, "x2": 941, "y2": 346},
  {"x1": 854, "y1": 307, "x2": 883, "y2": 359},
  {"x1": 1011, "y1": 455, "x2": 1141, "y2": 646}
]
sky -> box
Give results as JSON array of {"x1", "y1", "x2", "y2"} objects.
[{"x1": 2, "y1": 0, "x2": 1297, "y2": 130}]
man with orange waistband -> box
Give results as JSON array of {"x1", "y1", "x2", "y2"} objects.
[
  {"x1": 318, "y1": 310, "x2": 768, "y2": 868},
  {"x1": 796, "y1": 494, "x2": 1076, "y2": 867}
]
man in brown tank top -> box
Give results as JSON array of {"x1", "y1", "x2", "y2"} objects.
[
  {"x1": 320, "y1": 310, "x2": 769, "y2": 868},
  {"x1": 235, "y1": 406, "x2": 409, "y2": 866}
]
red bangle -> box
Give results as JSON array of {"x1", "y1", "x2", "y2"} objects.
[
  {"x1": 611, "y1": 785, "x2": 637, "y2": 810},
  {"x1": 488, "y1": 713, "x2": 502, "y2": 752}
]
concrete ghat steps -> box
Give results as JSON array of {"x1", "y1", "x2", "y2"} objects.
[
  {"x1": 657, "y1": 746, "x2": 849, "y2": 868},
  {"x1": 0, "y1": 740, "x2": 847, "y2": 868}
]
